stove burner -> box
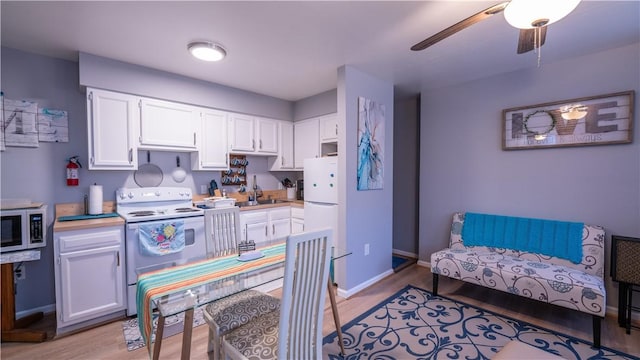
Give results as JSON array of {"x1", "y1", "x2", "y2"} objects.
[
  {"x1": 128, "y1": 210, "x2": 156, "y2": 217},
  {"x1": 175, "y1": 207, "x2": 199, "y2": 213}
]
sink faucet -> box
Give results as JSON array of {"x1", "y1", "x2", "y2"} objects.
[{"x1": 251, "y1": 175, "x2": 262, "y2": 201}]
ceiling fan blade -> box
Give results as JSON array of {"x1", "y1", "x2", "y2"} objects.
[
  {"x1": 517, "y1": 27, "x2": 547, "y2": 54},
  {"x1": 411, "y1": 2, "x2": 510, "y2": 51}
]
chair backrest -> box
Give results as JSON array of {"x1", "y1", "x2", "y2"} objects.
[
  {"x1": 204, "y1": 207, "x2": 241, "y2": 258},
  {"x1": 278, "y1": 228, "x2": 332, "y2": 359}
]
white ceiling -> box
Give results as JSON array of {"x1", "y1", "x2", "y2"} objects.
[{"x1": 1, "y1": 1, "x2": 639, "y2": 101}]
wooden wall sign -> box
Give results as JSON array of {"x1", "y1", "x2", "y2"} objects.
[{"x1": 502, "y1": 91, "x2": 634, "y2": 150}]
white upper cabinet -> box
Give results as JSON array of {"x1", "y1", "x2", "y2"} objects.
[
  {"x1": 86, "y1": 88, "x2": 138, "y2": 170},
  {"x1": 139, "y1": 98, "x2": 198, "y2": 150},
  {"x1": 256, "y1": 117, "x2": 278, "y2": 154},
  {"x1": 191, "y1": 108, "x2": 229, "y2": 170},
  {"x1": 319, "y1": 113, "x2": 338, "y2": 143},
  {"x1": 228, "y1": 114, "x2": 278, "y2": 155},
  {"x1": 294, "y1": 117, "x2": 320, "y2": 169},
  {"x1": 228, "y1": 113, "x2": 255, "y2": 152},
  {"x1": 268, "y1": 121, "x2": 294, "y2": 171}
]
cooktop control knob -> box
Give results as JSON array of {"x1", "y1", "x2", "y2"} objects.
[{"x1": 127, "y1": 192, "x2": 134, "y2": 199}]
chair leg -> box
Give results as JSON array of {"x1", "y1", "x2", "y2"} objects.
[
  {"x1": 212, "y1": 330, "x2": 221, "y2": 360},
  {"x1": 432, "y1": 273, "x2": 439, "y2": 296},
  {"x1": 592, "y1": 315, "x2": 601, "y2": 348},
  {"x1": 207, "y1": 327, "x2": 215, "y2": 353}
]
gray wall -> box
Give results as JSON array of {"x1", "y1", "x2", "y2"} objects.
[
  {"x1": 79, "y1": 52, "x2": 292, "y2": 120},
  {"x1": 292, "y1": 89, "x2": 338, "y2": 121},
  {"x1": 337, "y1": 65, "x2": 394, "y2": 290},
  {"x1": 0, "y1": 47, "x2": 297, "y2": 312},
  {"x1": 393, "y1": 96, "x2": 419, "y2": 256},
  {"x1": 419, "y1": 42, "x2": 640, "y2": 310}
]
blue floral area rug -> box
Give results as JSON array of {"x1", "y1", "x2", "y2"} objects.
[
  {"x1": 122, "y1": 307, "x2": 206, "y2": 351},
  {"x1": 323, "y1": 285, "x2": 638, "y2": 360}
]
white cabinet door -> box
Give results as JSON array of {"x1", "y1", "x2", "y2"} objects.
[
  {"x1": 192, "y1": 109, "x2": 229, "y2": 170},
  {"x1": 87, "y1": 88, "x2": 138, "y2": 170},
  {"x1": 269, "y1": 207, "x2": 291, "y2": 241},
  {"x1": 271, "y1": 218, "x2": 291, "y2": 240},
  {"x1": 256, "y1": 118, "x2": 278, "y2": 154},
  {"x1": 294, "y1": 118, "x2": 320, "y2": 169},
  {"x1": 268, "y1": 121, "x2": 294, "y2": 171},
  {"x1": 241, "y1": 207, "x2": 292, "y2": 244},
  {"x1": 54, "y1": 227, "x2": 125, "y2": 329},
  {"x1": 319, "y1": 113, "x2": 338, "y2": 143},
  {"x1": 245, "y1": 221, "x2": 269, "y2": 245},
  {"x1": 229, "y1": 115, "x2": 279, "y2": 155},
  {"x1": 280, "y1": 122, "x2": 295, "y2": 168},
  {"x1": 139, "y1": 98, "x2": 197, "y2": 150},
  {"x1": 291, "y1": 206, "x2": 304, "y2": 234},
  {"x1": 291, "y1": 218, "x2": 304, "y2": 234},
  {"x1": 240, "y1": 210, "x2": 269, "y2": 245},
  {"x1": 229, "y1": 113, "x2": 255, "y2": 152}
]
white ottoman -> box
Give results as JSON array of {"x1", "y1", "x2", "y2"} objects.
[{"x1": 493, "y1": 340, "x2": 565, "y2": 359}]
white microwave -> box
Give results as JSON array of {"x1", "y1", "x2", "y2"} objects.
[{"x1": 0, "y1": 205, "x2": 47, "y2": 252}]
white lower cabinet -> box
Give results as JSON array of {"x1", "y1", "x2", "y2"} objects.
[
  {"x1": 269, "y1": 208, "x2": 291, "y2": 240},
  {"x1": 241, "y1": 210, "x2": 269, "y2": 246},
  {"x1": 291, "y1": 206, "x2": 304, "y2": 234},
  {"x1": 240, "y1": 207, "x2": 291, "y2": 293},
  {"x1": 240, "y1": 207, "x2": 291, "y2": 246},
  {"x1": 54, "y1": 226, "x2": 126, "y2": 333}
]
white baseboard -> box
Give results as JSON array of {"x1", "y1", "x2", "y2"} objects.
[
  {"x1": 417, "y1": 260, "x2": 430, "y2": 268},
  {"x1": 16, "y1": 303, "x2": 55, "y2": 318},
  {"x1": 392, "y1": 249, "x2": 417, "y2": 258},
  {"x1": 337, "y1": 269, "x2": 395, "y2": 299}
]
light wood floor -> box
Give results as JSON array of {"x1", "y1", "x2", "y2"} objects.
[{"x1": 2, "y1": 264, "x2": 639, "y2": 359}]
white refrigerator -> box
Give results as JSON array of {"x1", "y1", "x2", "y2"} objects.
[{"x1": 303, "y1": 157, "x2": 338, "y2": 248}]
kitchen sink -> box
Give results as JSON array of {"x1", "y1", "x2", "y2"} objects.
[
  {"x1": 236, "y1": 199, "x2": 289, "y2": 207},
  {"x1": 257, "y1": 199, "x2": 288, "y2": 205}
]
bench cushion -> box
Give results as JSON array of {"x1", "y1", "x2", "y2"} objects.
[
  {"x1": 449, "y1": 212, "x2": 605, "y2": 278},
  {"x1": 431, "y1": 247, "x2": 606, "y2": 316}
]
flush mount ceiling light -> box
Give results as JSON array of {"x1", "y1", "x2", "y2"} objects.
[{"x1": 188, "y1": 41, "x2": 227, "y2": 62}]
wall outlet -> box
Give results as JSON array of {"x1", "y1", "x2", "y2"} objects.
[
  {"x1": 364, "y1": 243, "x2": 370, "y2": 256},
  {"x1": 14, "y1": 264, "x2": 25, "y2": 281}
]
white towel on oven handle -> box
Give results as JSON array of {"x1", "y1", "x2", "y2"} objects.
[{"x1": 138, "y1": 220, "x2": 186, "y2": 256}]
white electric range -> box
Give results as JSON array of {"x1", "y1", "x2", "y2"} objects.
[{"x1": 116, "y1": 187, "x2": 207, "y2": 316}]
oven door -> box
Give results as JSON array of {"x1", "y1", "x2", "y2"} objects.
[{"x1": 125, "y1": 215, "x2": 206, "y2": 286}]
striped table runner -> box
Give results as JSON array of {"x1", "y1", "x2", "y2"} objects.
[{"x1": 136, "y1": 243, "x2": 286, "y2": 352}]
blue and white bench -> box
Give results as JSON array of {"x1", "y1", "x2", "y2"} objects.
[{"x1": 430, "y1": 212, "x2": 606, "y2": 347}]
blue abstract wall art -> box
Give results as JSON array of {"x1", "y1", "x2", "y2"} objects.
[{"x1": 357, "y1": 96, "x2": 385, "y2": 190}]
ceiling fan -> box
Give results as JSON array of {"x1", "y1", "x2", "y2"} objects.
[{"x1": 411, "y1": 0, "x2": 581, "y2": 55}]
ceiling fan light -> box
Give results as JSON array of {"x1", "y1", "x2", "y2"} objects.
[
  {"x1": 188, "y1": 42, "x2": 227, "y2": 62},
  {"x1": 504, "y1": 0, "x2": 582, "y2": 29}
]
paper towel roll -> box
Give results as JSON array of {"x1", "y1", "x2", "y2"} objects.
[{"x1": 89, "y1": 184, "x2": 103, "y2": 215}]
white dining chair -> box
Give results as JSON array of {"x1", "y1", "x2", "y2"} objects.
[
  {"x1": 222, "y1": 228, "x2": 333, "y2": 360},
  {"x1": 202, "y1": 207, "x2": 280, "y2": 359}
]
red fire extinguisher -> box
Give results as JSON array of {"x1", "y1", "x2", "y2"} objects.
[{"x1": 66, "y1": 156, "x2": 81, "y2": 186}]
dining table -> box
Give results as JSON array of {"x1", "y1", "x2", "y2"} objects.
[{"x1": 136, "y1": 241, "x2": 351, "y2": 360}]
